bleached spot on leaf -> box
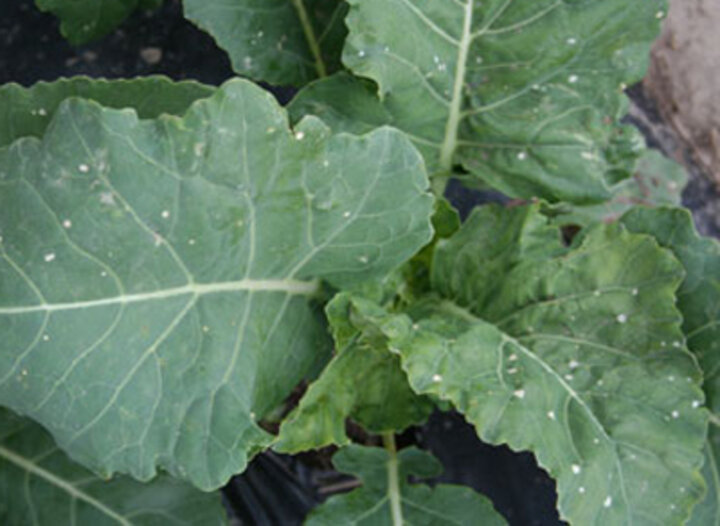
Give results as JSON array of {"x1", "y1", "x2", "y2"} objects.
[
  {"x1": 294, "y1": 131, "x2": 305, "y2": 141},
  {"x1": 358, "y1": 255, "x2": 369, "y2": 264},
  {"x1": 508, "y1": 353, "x2": 518, "y2": 361},
  {"x1": 568, "y1": 75, "x2": 579, "y2": 83},
  {"x1": 604, "y1": 496, "x2": 612, "y2": 508},
  {"x1": 161, "y1": 210, "x2": 170, "y2": 219},
  {"x1": 44, "y1": 253, "x2": 56, "y2": 262},
  {"x1": 579, "y1": 487, "x2": 586, "y2": 494},
  {"x1": 692, "y1": 400, "x2": 701, "y2": 408},
  {"x1": 671, "y1": 410, "x2": 679, "y2": 419},
  {"x1": 572, "y1": 464, "x2": 581, "y2": 474},
  {"x1": 100, "y1": 192, "x2": 115, "y2": 206},
  {"x1": 513, "y1": 389, "x2": 526, "y2": 399},
  {"x1": 547, "y1": 411, "x2": 556, "y2": 420},
  {"x1": 432, "y1": 374, "x2": 443, "y2": 383},
  {"x1": 632, "y1": 288, "x2": 639, "y2": 296},
  {"x1": 343, "y1": 211, "x2": 351, "y2": 218},
  {"x1": 517, "y1": 151, "x2": 527, "y2": 160},
  {"x1": 78, "y1": 163, "x2": 90, "y2": 173},
  {"x1": 566, "y1": 37, "x2": 577, "y2": 45},
  {"x1": 62, "y1": 219, "x2": 72, "y2": 229},
  {"x1": 569, "y1": 360, "x2": 579, "y2": 369},
  {"x1": 507, "y1": 368, "x2": 518, "y2": 374},
  {"x1": 42, "y1": 334, "x2": 50, "y2": 342},
  {"x1": 616, "y1": 313, "x2": 627, "y2": 323}
]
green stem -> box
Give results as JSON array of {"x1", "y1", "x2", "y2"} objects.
[
  {"x1": 382, "y1": 432, "x2": 404, "y2": 526},
  {"x1": 291, "y1": 0, "x2": 328, "y2": 78}
]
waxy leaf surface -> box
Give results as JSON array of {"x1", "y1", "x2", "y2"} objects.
[
  {"x1": 620, "y1": 207, "x2": 720, "y2": 524},
  {"x1": 0, "y1": 76, "x2": 215, "y2": 148},
  {"x1": 0, "y1": 79, "x2": 434, "y2": 490},
  {"x1": 296, "y1": 0, "x2": 665, "y2": 202},
  {"x1": 306, "y1": 444, "x2": 507, "y2": 526},
  {"x1": 275, "y1": 293, "x2": 433, "y2": 453},
  {"x1": 558, "y1": 151, "x2": 687, "y2": 227},
  {"x1": 0, "y1": 408, "x2": 226, "y2": 525},
  {"x1": 362, "y1": 205, "x2": 707, "y2": 524},
  {"x1": 183, "y1": 0, "x2": 347, "y2": 86}
]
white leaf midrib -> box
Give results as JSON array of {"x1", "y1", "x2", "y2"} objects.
[
  {"x1": 0, "y1": 278, "x2": 320, "y2": 315},
  {"x1": 438, "y1": 0, "x2": 474, "y2": 173}
]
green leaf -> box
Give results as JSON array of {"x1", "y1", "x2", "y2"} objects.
[
  {"x1": 275, "y1": 293, "x2": 433, "y2": 453},
  {"x1": 620, "y1": 207, "x2": 720, "y2": 413},
  {"x1": 371, "y1": 206, "x2": 707, "y2": 524},
  {"x1": 557, "y1": 150, "x2": 688, "y2": 227},
  {"x1": 0, "y1": 408, "x2": 227, "y2": 525},
  {"x1": 183, "y1": 0, "x2": 348, "y2": 86},
  {"x1": 296, "y1": 0, "x2": 665, "y2": 202},
  {"x1": 0, "y1": 77, "x2": 216, "y2": 149},
  {"x1": 34, "y1": 0, "x2": 158, "y2": 45},
  {"x1": 306, "y1": 443, "x2": 507, "y2": 526},
  {"x1": 619, "y1": 207, "x2": 720, "y2": 524},
  {"x1": 0, "y1": 79, "x2": 434, "y2": 490},
  {"x1": 689, "y1": 427, "x2": 720, "y2": 526},
  {"x1": 288, "y1": 72, "x2": 391, "y2": 134}
]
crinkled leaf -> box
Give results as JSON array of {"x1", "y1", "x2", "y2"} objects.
[
  {"x1": 558, "y1": 151, "x2": 688, "y2": 227},
  {"x1": 0, "y1": 79, "x2": 434, "y2": 490},
  {"x1": 34, "y1": 0, "x2": 158, "y2": 45},
  {"x1": 0, "y1": 408, "x2": 226, "y2": 525},
  {"x1": 275, "y1": 293, "x2": 433, "y2": 453},
  {"x1": 306, "y1": 444, "x2": 507, "y2": 526},
  {"x1": 619, "y1": 207, "x2": 720, "y2": 524},
  {"x1": 368, "y1": 206, "x2": 707, "y2": 524},
  {"x1": 0, "y1": 76, "x2": 215, "y2": 148},
  {"x1": 297, "y1": 0, "x2": 665, "y2": 202},
  {"x1": 620, "y1": 207, "x2": 720, "y2": 413},
  {"x1": 183, "y1": 0, "x2": 348, "y2": 86}
]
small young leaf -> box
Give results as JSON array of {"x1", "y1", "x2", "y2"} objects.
[
  {"x1": 362, "y1": 205, "x2": 707, "y2": 524},
  {"x1": 0, "y1": 79, "x2": 434, "y2": 490},
  {"x1": 275, "y1": 293, "x2": 433, "y2": 453},
  {"x1": 34, "y1": 0, "x2": 158, "y2": 45},
  {"x1": 0, "y1": 76, "x2": 215, "y2": 148},
  {"x1": 0, "y1": 408, "x2": 226, "y2": 525},
  {"x1": 306, "y1": 444, "x2": 507, "y2": 525},
  {"x1": 183, "y1": 0, "x2": 348, "y2": 86},
  {"x1": 297, "y1": 0, "x2": 665, "y2": 202}
]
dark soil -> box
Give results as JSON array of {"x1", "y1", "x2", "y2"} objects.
[{"x1": 1, "y1": 1, "x2": 715, "y2": 526}]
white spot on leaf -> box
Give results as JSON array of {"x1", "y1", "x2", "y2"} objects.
[{"x1": 44, "y1": 253, "x2": 56, "y2": 262}]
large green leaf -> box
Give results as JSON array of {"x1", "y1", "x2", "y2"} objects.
[
  {"x1": 34, "y1": 0, "x2": 159, "y2": 45},
  {"x1": 294, "y1": 0, "x2": 665, "y2": 202},
  {"x1": 0, "y1": 77, "x2": 216, "y2": 149},
  {"x1": 183, "y1": 0, "x2": 348, "y2": 86},
  {"x1": 306, "y1": 443, "x2": 507, "y2": 526},
  {"x1": 557, "y1": 151, "x2": 688, "y2": 227},
  {"x1": 0, "y1": 79, "x2": 434, "y2": 490},
  {"x1": 0, "y1": 408, "x2": 226, "y2": 526},
  {"x1": 356, "y1": 205, "x2": 707, "y2": 524},
  {"x1": 619, "y1": 207, "x2": 720, "y2": 524},
  {"x1": 275, "y1": 293, "x2": 433, "y2": 453}
]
